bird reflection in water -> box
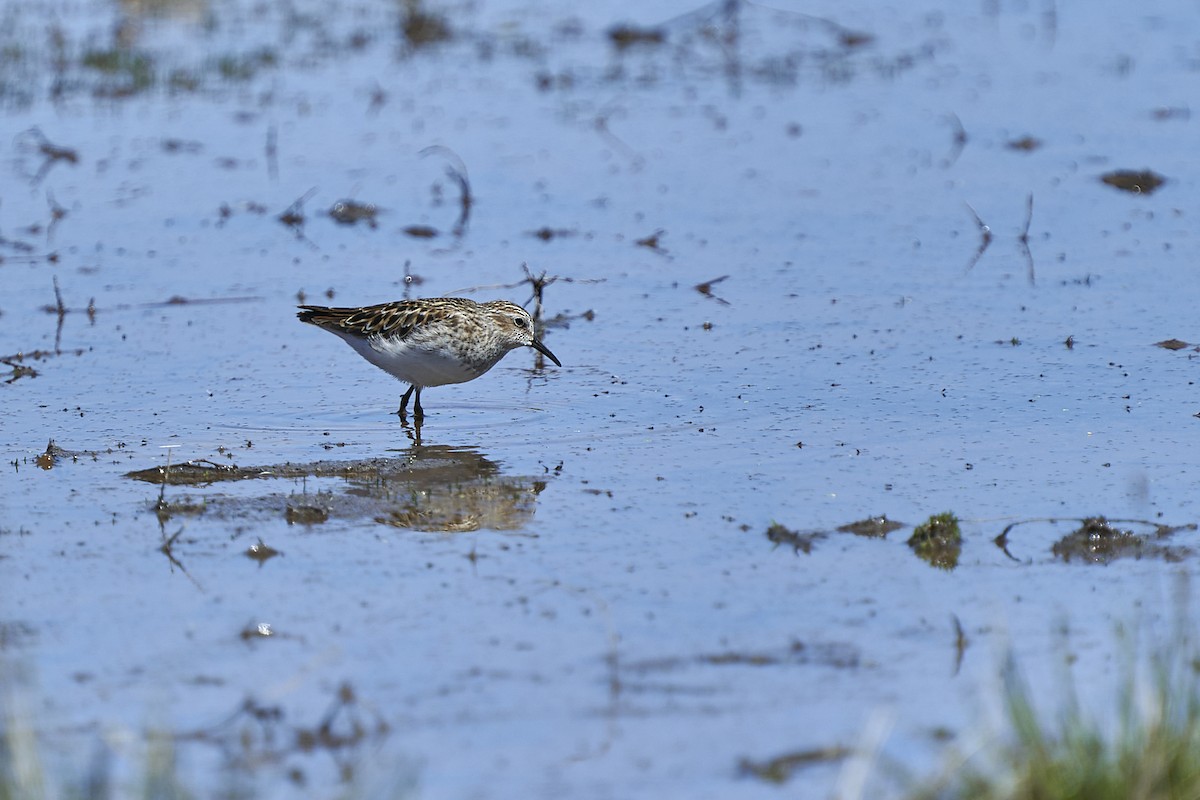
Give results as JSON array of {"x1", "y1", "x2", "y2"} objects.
[{"x1": 350, "y1": 435, "x2": 547, "y2": 533}]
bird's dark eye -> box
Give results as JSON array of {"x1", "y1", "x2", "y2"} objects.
[{"x1": 512, "y1": 316, "x2": 527, "y2": 328}]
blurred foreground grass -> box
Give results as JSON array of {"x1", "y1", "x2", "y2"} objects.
[{"x1": 910, "y1": 613, "x2": 1200, "y2": 800}]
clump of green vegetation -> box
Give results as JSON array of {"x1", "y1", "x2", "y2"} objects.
[
  {"x1": 81, "y1": 48, "x2": 155, "y2": 96},
  {"x1": 910, "y1": 615, "x2": 1200, "y2": 800},
  {"x1": 213, "y1": 48, "x2": 277, "y2": 81},
  {"x1": 838, "y1": 514, "x2": 904, "y2": 538},
  {"x1": 1050, "y1": 516, "x2": 1186, "y2": 564},
  {"x1": 907, "y1": 512, "x2": 962, "y2": 570},
  {"x1": 765, "y1": 522, "x2": 825, "y2": 554}
]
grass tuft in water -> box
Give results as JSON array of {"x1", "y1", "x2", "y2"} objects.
[{"x1": 910, "y1": 616, "x2": 1200, "y2": 800}]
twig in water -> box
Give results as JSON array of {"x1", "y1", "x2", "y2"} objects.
[
  {"x1": 265, "y1": 125, "x2": 278, "y2": 181},
  {"x1": 695, "y1": 275, "x2": 731, "y2": 305},
  {"x1": 17, "y1": 127, "x2": 78, "y2": 186},
  {"x1": 942, "y1": 113, "x2": 967, "y2": 167},
  {"x1": 1019, "y1": 193, "x2": 1035, "y2": 285},
  {"x1": 420, "y1": 145, "x2": 473, "y2": 239},
  {"x1": 962, "y1": 202, "x2": 992, "y2": 274}
]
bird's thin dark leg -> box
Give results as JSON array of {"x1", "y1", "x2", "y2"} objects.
[
  {"x1": 398, "y1": 384, "x2": 416, "y2": 417},
  {"x1": 412, "y1": 387, "x2": 424, "y2": 419}
]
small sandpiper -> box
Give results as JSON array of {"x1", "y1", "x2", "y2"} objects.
[{"x1": 297, "y1": 297, "x2": 561, "y2": 418}]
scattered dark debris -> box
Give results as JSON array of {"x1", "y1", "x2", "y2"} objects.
[
  {"x1": 400, "y1": 269, "x2": 426, "y2": 300},
  {"x1": 1100, "y1": 169, "x2": 1166, "y2": 195},
  {"x1": 2, "y1": 360, "x2": 37, "y2": 383},
  {"x1": 41, "y1": 275, "x2": 68, "y2": 321},
  {"x1": 540, "y1": 308, "x2": 595, "y2": 331},
  {"x1": 286, "y1": 505, "x2": 330, "y2": 526},
  {"x1": 1155, "y1": 338, "x2": 1190, "y2": 351},
  {"x1": 32, "y1": 439, "x2": 101, "y2": 469},
  {"x1": 942, "y1": 113, "x2": 966, "y2": 167},
  {"x1": 739, "y1": 745, "x2": 852, "y2": 784},
  {"x1": 0, "y1": 230, "x2": 36, "y2": 253},
  {"x1": 608, "y1": 23, "x2": 667, "y2": 50},
  {"x1": 0, "y1": 621, "x2": 36, "y2": 649},
  {"x1": 278, "y1": 187, "x2": 317, "y2": 235},
  {"x1": 952, "y1": 614, "x2": 968, "y2": 674},
  {"x1": 33, "y1": 281, "x2": 258, "y2": 329},
  {"x1": 161, "y1": 138, "x2": 202, "y2": 154},
  {"x1": 1064, "y1": 335, "x2": 1075, "y2": 349},
  {"x1": 962, "y1": 202, "x2": 992, "y2": 274},
  {"x1": 367, "y1": 80, "x2": 387, "y2": 114},
  {"x1": 635, "y1": 229, "x2": 667, "y2": 253},
  {"x1": 265, "y1": 124, "x2": 278, "y2": 180},
  {"x1": 246, "y1": 540, "x2": 282, "y2": 565},
  {"x1": 180, "y1": 684, "x2": 389, "y2": 770},
  {"x1": 694, "y1": 275, "x2": 730, "y2": 305},
  {"x1": 1017, "y1": 193, "x2": 1035, "y2": 285},
  {"x1": 144, "y1": 295, "x2": 261, "y2": 308},
  {"x1": 1051, "y1": 516, "x2": 1191, "y2": 564},
  {"x1": 594, "y1": 109, "x2": 642, "y2": 165},
  {"x1": 907, "y1": 512, "x2": 962, "y2": 570},
  {"x1": 837, "y1": 515, "x2": 903, "y2": 538},
  {"x1": 963, "y1": 195, "x2": 1034, "y2": 284},
  {"x1": 16, "y1": 127, "x2": 78, "y2": 185},
  {"x1": 1151, "y1": 107, "x2": 1190, "y2": 121},
  {"x1": 239, "y1": 622, "x2": 276, "y2": 641},
  {"x1": 766, "y1": 523, "x2": 825, "y2": 554},
  {"x1": 44, "y1": 191, "x2": 68, "y2": 242},
  {"x1": 295, "y1": 682, "x2": 391, "y2": 753},
  {"x1": 464, "y1": 263, "x2": 604, "y2": 332},
  {"x1": 217, "y1": 199, "x2": 269, "y2": 225},
  {"x1": 994, "y1": 517, "x2": 1196, "y2": 563},
  {"x1": 35, "y1": 444, "x2": 57, "y2": 470},
  {"x1": 625, "y1": 639, "x2": 859, "y2": 674},
  {"x1": 157, "y1": 525, "x2": 199, "y2": 584},
  {"x1": 838, "y1": 29, "x2": 874, "y2": 49},
  {"x1": 530, "y1": 227, "x2": 577, "y2": 241},
  {"x1": 400, "y1": 0, "x2": 452, "y2": 48},
  {"x1": 155, "y1": 496, "x2": 207, "y2": 521},
  {"x1": 1006, "y1": 135, "x2": 1041, "y2": 152},
  {"x1": 403, "y1": 225, "x2": 439, "y2": 238},
  {"x1": 328, "y1": 199, "x2": 379, "y2": 227}
]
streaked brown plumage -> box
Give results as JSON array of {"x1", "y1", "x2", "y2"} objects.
[{"x1": 298, "y1": 297, "x2": 561, "y2": 418}]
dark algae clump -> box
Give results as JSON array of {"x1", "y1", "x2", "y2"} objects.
[{"x1": 908, "y1": 512, "x2": 962, "y2": 570}]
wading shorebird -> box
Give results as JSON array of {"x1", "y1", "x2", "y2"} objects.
[{"x1": 298, "y1": 297, "x2": 561, "y2": 418}]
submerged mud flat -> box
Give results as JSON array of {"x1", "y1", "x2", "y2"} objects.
[{"x1": 4, "y1": 0, "x2": 1200, "y2": 797}]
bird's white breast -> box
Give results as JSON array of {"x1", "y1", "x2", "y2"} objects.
[{"x1": 337, "y1": 331, "x2": 491, "y2": 387}]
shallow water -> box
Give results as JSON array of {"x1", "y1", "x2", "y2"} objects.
[{"x1": 3, "y1": 0, "x2": 1200, "y2": 796}]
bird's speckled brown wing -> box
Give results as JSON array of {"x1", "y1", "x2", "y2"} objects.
[{"x1": 297, "y1": 298, "x2": 477, "y2": 340}]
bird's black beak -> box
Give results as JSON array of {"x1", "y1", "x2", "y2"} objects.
[{"x1": 531, "y1": 338, "x2": 562, "y2": 367}]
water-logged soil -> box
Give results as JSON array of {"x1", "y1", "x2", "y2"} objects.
[{"x1": 4, "y1": 0, "x2": 1200, "y2": 796}]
